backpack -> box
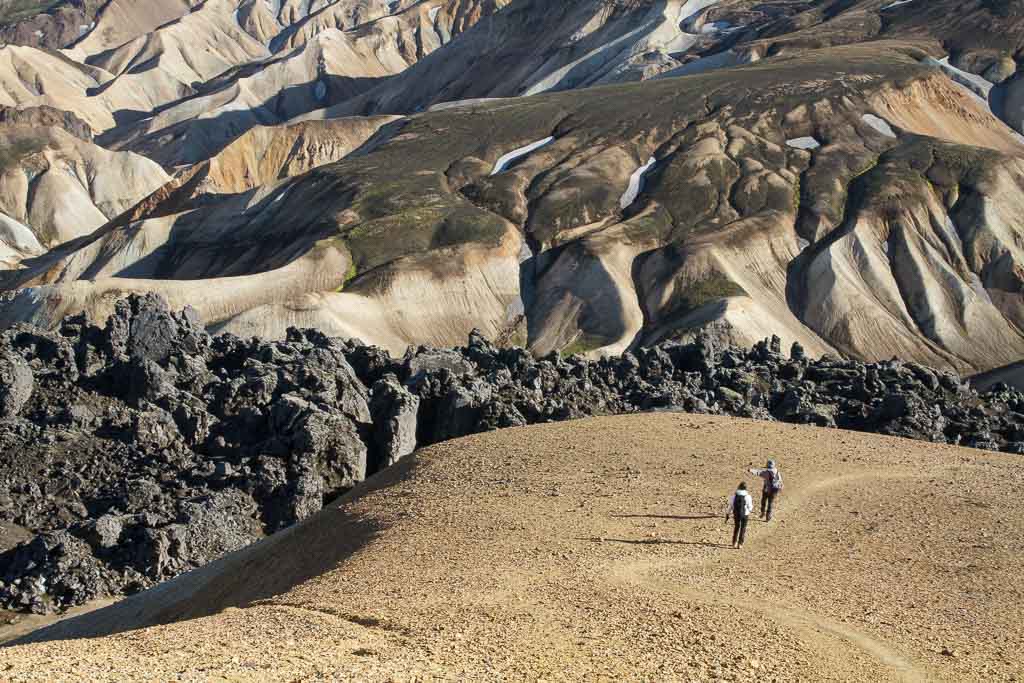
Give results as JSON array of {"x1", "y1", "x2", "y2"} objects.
[
  {"x1": 733, "y1": 492, "x2": 749, "y2": 520},
  {"x1": 769, "y1": 469, "x2": 783, "y2": 492}
]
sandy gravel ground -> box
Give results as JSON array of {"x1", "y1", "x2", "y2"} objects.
[{"x1": 1, "y1": 413, "x2": 1022, "y2": 681}]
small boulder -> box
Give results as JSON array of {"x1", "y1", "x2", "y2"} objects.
[
  {"x1": 404, "y1": 347, "x2": 475, "y2": 383},
  {"x1": 0, "y1": 348, "x2": 33, "y2": 418},
  {"x1": 84, "y1": 514, "x2": 126, "y2": 550},
  {"x1": 370, "y1": 374, "x2": 420, "y2": 471},
  {"x1": 128, "y1": 293, "x2": 178, "y2": 364}
]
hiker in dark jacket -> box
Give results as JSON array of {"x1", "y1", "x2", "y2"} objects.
[
  {"x1": 749, "y1": 459, "x2": 783, "y2": 521},
  {"x1": 725, "y1": 482, "x2": 754, "y2": 549}
]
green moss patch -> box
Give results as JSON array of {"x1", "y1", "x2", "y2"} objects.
[{"x1": 669, "y1": 272, "x2": 747, "y2": 316}]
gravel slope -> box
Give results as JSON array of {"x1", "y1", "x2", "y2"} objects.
[{"x1": 1, "y1": 413, "x2": 1021, "y2": 681}]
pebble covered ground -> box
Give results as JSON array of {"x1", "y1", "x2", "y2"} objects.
[{"x1": 1, "y1": 413, "x2": 1022, "y2": 681}]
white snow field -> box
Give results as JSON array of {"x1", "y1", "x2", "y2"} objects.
[
  {"x1": 862, "y1": 114, "x2": 897, "y2": 138},
  {"x1": 620, "y1": 157, "x2": 658, "y2": 209},
  {"x1": 881, "y1": 0, "x2": 915, "y2": 10},
  {"x1": 490, "y1": 137, "x2": 556, "y2": 175},
  {"x1": 786, "y1": 137, "x2": 821, "y2": 150}
]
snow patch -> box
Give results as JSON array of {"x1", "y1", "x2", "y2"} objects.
[
  {"x1": 678, "y1": 0, "x2": 720, "y2": 27},
  {"x1": 490, "y1": 137, "x2": 555, "y2": 175},
  {"x1": 428, "y1": 6, "x2": 441, "y2": 23},
  {"x1": 656, "y1": 49, "x2": 740, "y2": 79},
  {"x1": 880, "y1": 0, "x2": 915, "y2": 9},
  {"x1": 620, "y1": 157, "x2": 657, "y2": 210},
  {"x1": 786, "y1": 137, "x2": 821, "y2": 150},
  {"x1": 271, "y1": 186, "x2": 291, "y2": 206},
  {"x1": 861, "y1": 114, "x2": 897, "y2": 138},
  {"x1": 797, "y1": 238, "x2": 810, "y2": 251},
  {"x1": 700, "y1": 21, "x2": 732, "y2": 34}
]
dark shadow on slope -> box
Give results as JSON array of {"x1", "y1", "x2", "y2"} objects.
[
  {"x1": 12, "y1": 455, "x2": 424, "y2": 646},
  {"x1": 97, "y1": 74, "x2": 388, "y2": 168},
  {"x1": 337, "y1": 0, "x2": 659, "y2": 116},
  {"x1": 538, "y1": 0, "x2": 671, "y2": 94}
]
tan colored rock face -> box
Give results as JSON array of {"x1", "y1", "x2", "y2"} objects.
[
  {"x1": 4, "y1": 41, "x2": 1023, "y2": 373},
  {"x1": 203, "y1": 115, "x2": 401, "y2": 193},
  {"x1": 67, "y1": 0, "x2": 199, "y2": 57},
  {"x1": 0, "y1": 125, "x2": 168, "y2": 260},
  {"x1": 2, "y1": 0, "x2": 1024, "y2": 374}
]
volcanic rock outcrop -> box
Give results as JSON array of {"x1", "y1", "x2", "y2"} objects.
[{"x1": 2, "y1": 294, "x2": 1024, "y2": 613}]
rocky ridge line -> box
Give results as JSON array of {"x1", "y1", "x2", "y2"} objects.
[{"x1": 0, "y1": 293, "x2": 1022, "y2": 614}]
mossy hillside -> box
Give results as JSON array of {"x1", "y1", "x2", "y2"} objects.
[
  {"x1": 338, "y1": 204, "x2": 508, "y2": 274},
  {"x1": 0, "y1": 133, "x2": 47, "y2": 173},
  {"x1": 660, "y1": 272, "x2": 748, "y2": 322},
  {"x1": 849, "y1": 136, "x2": 1001, "y2": 222},
  {"x1": 877, "y1": 0, "x2": 1024, "y2": 56},
  {"x1": 560, "y1": 331, "x2": 607, "y2": 357},
  {"x1": 620, "y1": 205, "x2": 675, "y2": 245},
  {"x1": 527, "y1": 179, "x2": 622, "y2": 247},
  {"x1": 336, "y1": 261, "x2": 358, "y2": 291},
  {"x1": 0, "y1": 0, "x2": 60, "y2": 25},
  {"x1": 729, "y1": 169, "x2": 796, "y2": 217},
  {"x1": 301, "y1": 42, "x2": 930, "y2": 283},
  {"x1": 677, "y1": 272, "x2": 747, "y2": 310},
  {"x1": 799, "y1": 143, "x2": 883, "y2": 227},
  {"x1": 464, "y1": 173, "x2": 531, "y2": 226},
  {"x1": 649, "y1": 152, "x2": 741, "y2": 236},
  {"x1": 734, "y1": 0, "x2": 1024, "y2": 69}
]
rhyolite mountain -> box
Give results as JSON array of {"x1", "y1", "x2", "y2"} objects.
[{"x1": 1, "y1": 0, "x2": 1024, "y2": 374}]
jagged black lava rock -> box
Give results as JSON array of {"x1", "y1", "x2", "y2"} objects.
[{"x1": 0, "y1": 296, "x2": 1020, "y2": 613}]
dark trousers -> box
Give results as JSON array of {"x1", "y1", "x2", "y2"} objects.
[
  {"x1": 761, "y1": 489, "x2": 778, "y2": 520},
  {"x1": 732, "y1": 516, "x2": 748, "y2": 546}
]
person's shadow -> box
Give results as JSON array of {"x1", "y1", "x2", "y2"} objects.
[
  {"x1": 580, "y1": 537, "x2": 732, "y2": 549},
  {"x1": 609, "y1": 514, "x2": 718, "y2": 521},
  {"x1": 598, "y1": 513, "x2": 731, "y2": 548}
]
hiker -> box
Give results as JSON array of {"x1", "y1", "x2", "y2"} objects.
[
  {"x1": 749, "y1": 459, "x2": 783, "y2": 521},
  {"x1": 725, "y1": 482, "x2": 754, "y2": 549}
]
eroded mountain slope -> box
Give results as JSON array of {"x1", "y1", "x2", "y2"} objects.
[
  {"x1": 97, "y1": 0, "x2": 508, "y2": 167},
  {"x1": 4, "y1": 42, "x2": 1024, "y2": 373},
  {"x1": 0, "y1": 126, "x2": 168, "y2": 246}
]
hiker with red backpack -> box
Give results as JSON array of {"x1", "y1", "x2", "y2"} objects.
[
  {"x1": 725, "y1": 482, "x2": 754, "y2": 549},
  {"x1": 749, "y1": 459, "x2": 783, "y2": 521}
]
